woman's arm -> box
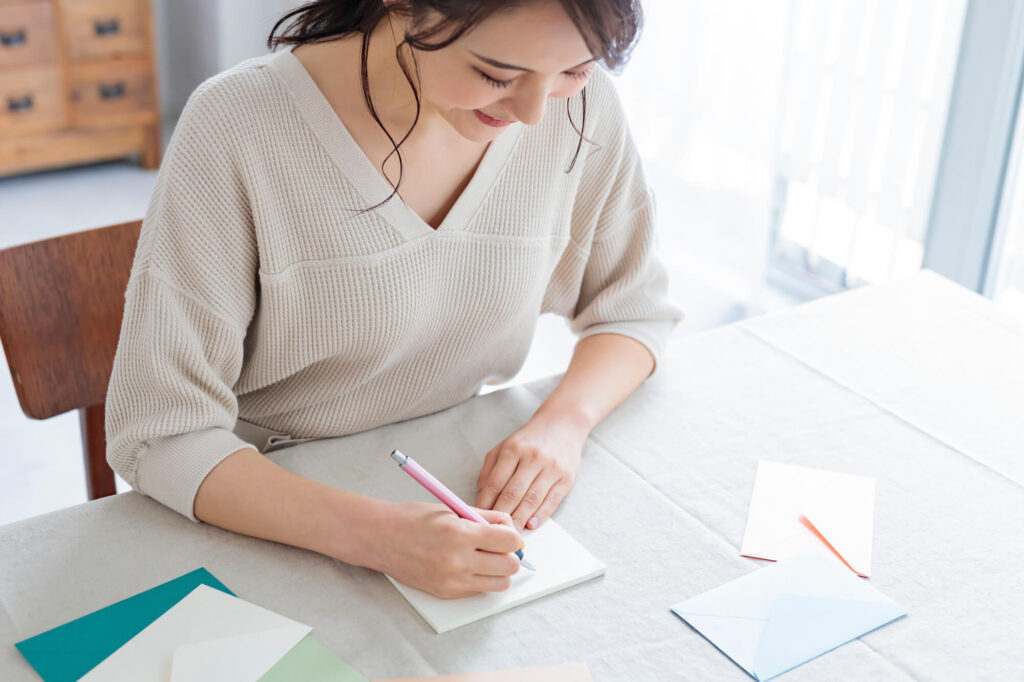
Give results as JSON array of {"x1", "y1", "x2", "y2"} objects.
[
  {"x1": 195, "y1": 448, "x2": 525, "y2": 599},
  {"x1": 193, "y1": 447, "x2": 377, "y2": 561},
  {"x1": 534, "y1": 331, "x2": 655, "y2": 431},
  {"x1": 475, "y1": 332, "x2": 654, "y2": 529}
]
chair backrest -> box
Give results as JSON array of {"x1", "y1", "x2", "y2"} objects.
[{"x1": 0, "y1": 220, "x2": 141, "y2": 420}]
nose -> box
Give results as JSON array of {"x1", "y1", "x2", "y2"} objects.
[{"x1": 508, "y1": 83, "x2": 548, "y2": 126}]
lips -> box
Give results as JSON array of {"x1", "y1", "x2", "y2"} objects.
[{"x1": 474, "y1": 109, "x2": 514, "y2": 127}]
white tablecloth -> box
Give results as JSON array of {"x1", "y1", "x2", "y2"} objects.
[{"x1": 2, "y1": 270, "x2": 1022, "y2": 680}]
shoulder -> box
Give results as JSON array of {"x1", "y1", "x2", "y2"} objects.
[
  {"x1": 524, "y1": 66, "x2": 630, "y2": 162},
  {"x1": 176, "y1": 53, "x2": 289, "y2": 137},
  {"x1": 579, "y1": 67, "x2": 632, "y2": 155},
  {"x1": 566, "y1": 66, "x2": 628, "y2": 141},
  {"x1": 581, "y1": 67, "x2": 626, "y2": 121}
]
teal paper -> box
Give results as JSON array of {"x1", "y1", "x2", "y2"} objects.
[{"x1": 15, "y1": 567, "x2": 233, "y2": 682}]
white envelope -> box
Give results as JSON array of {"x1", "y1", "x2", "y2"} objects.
[
  {"x1": 386, "y1": 519, "x2": 605, "y2": 633},
  {"x1": 80, "y1": 584, "x2": 311, "y2": 681},
  {"x1": 740, "y1": 460, "x2": 875, "y2": 576},
  {"x1": 671, "y1": 548, "x2": 906, "y2": 681}
]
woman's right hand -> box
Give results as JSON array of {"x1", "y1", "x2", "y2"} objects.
[{"x1": 361, "y1": 501, "x2": 525, "y2": 599}]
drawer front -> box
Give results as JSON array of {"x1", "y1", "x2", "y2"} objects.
[
  {"x1": 69, "y1": 57, "x2": 154, "y2": 127},
  {"x1": 62, "y1": 0, "x2": 148, "y2": 60},
  {"x1": 0, "y1": 2, "x2": 57, "y2": 68},
  {"x1": 0, "y1": 64, "x2": 65, "y2": 136}
]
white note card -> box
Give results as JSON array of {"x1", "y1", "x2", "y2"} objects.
[
  {"x1": 80, "y1": 584, "x2": 311, "y2": 682},
  {"x1": 386, "y1": 519, "x2": 606, "y2": 633}
]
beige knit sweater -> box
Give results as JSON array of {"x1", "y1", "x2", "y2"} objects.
[{"x1": 106, "y1": 47, "x2": 682, "y2": 521}]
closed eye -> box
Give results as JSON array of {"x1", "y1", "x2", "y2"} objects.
[
  {"x1": 476, "y1": 67, "x2": 595, "y2": 89},
  {"x1": 476, "y1": 69, "x2": 515, "y2": 88},
  {"x1": 564, "y1": 68, "x2": 594, "y2": 81}
]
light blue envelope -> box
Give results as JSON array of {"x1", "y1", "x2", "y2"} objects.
[{"x1": 671, "y1": 549, "x2": 907, "y2": 681}]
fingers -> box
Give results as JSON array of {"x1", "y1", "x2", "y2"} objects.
[
  {"x1": 434, "y1": 525, "x2": 520, "y2": 599},
  {"x1": 491, "y1": 461, "x2": 543, "y2": 519},
  {"x1": 471, "y1": 548, "x2": 522, "y2": 577},
  {"x1": 475, "y1": 449, "x2": 521, "y2": 510},
  {"x1": 476, "y1": 508, "x2": 516, "y2": 529},
  {"x1": 465, "y1": 516, "x2": 523, "y2": 554},
  {"x1": 511, "y1": 470, "x2": 561, "y2": 530},
  {"x1": 475, "y1": 447, "x2": 499, "y2": 501},
  {"x1": 524, "y1": 481, "x2": 571, "y2": 530}
]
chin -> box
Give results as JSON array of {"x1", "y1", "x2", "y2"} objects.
[{"x1": 459, "y1": 127, "x2": 505, "y2": 144}]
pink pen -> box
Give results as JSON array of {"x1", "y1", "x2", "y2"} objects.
[{"x1": 390, "y1": 449, "x2": 536, "y2": 571}]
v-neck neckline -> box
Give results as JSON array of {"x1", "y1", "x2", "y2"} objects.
[{"x1": 267, "y1": 46, "x2": 525, "y2": 241}]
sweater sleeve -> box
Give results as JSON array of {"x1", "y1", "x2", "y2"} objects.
[
  {"x1": 105, "y1": 78, "x2": 259, "y2": 521},
  {"x1": 565, "y1": 74, "x2": 683, "y2": 371}
]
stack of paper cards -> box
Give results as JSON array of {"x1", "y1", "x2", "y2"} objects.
[
  {"x1": 671, "y1": 549, "x2": 906, "y2": 681},
  {"x1": 80, "y1": 584, "x2": 311, "y2": 681},
  {"x1": 386, "y1": 519, "x2": 605, "y2": 633},
  {"x1": 373, "y1": 662, "x2": 593, "y2": 681},
  {"x1": 741, "y1": 460, "x2": 876, "y2": 576},
  {"x1": 15, "y1": 568, "x2": 366, "y2": 682}
]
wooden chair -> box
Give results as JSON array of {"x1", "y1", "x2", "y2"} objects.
[{"x1": 0, "y1": 220, "x2": 141, "y2": 500}]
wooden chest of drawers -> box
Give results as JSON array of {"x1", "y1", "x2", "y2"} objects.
[{"x1": 0, "y1": 0, "x2": 161, "y2": 177}]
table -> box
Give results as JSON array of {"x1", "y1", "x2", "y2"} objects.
[{"x1": 2, "y1": 270, "x2": 1022, "y2": 681}]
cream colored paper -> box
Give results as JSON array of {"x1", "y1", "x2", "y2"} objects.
[{"x1": 740, "y1": 460, "x2": 875, "y2": 576}]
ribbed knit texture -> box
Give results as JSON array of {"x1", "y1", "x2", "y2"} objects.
[{"x1": 105, "y1": 47, "x2": 682, "y2": 521}]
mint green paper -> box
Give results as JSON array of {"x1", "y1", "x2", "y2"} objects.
[
  {"x1": 14, "y1": 567, "x2": 233, "y2": 682},
  {"x1": 259, "y1": 636, "x2": 368, "y2": 681}
]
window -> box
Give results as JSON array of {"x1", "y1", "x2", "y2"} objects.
[
  {"x1": 990, "y1": 98, "x2": 1024, "y2": 319},
  {"x1": 770, "y1": 0, "x2": 966, "y2": 294}
]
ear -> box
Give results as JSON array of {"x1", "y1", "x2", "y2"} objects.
[{"x1": 383, "y1": 1, "x2": 413, "y2": 17}]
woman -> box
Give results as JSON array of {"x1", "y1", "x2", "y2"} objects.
[{"x1": 106, "y1": 0, "x2": 680, "y2": 599}]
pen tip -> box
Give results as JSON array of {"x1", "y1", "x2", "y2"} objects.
[{"x1": 521, "y1": 559, "x2": 537, "y2": 572}]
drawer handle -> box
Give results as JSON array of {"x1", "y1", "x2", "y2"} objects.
[
  {"x1": 0, "y1": 29, "x2": 27, "y2": 47},
  {"x1": 7, "y1": 94, "x2": 34, "y2": 112},
  {"x1": 98, "y1": 82, "x2": 126, "y2": 100},
  {"x1": 94, "y1": 18, "x2": 121, "y2": 36}
]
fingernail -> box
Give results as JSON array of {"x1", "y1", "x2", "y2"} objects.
[{"x1": 528, "y1": 517, "x2": 540, "y2": 529}]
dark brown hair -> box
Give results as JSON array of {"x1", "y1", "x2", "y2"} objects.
[{"x1": 268, "y1": 1, "x2": 643, "y2": 208}]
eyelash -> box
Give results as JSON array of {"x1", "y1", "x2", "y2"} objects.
[
  {"x1": 476, "y1": 68, "x2": 593, "y2": 89},
  {"x1": 477, "y1": 70, "x2": 514, "y2": 88}
]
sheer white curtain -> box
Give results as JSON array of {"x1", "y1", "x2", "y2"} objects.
[
  {"x1": 770, "y1": 0, "x2": 965, "y2": 291},
  {"x1": 615, "y1": 0, "x2": 793, "y2": 324},
  {"x1": 990, "y1": 100, "x2": 1024, "y2": 321}
]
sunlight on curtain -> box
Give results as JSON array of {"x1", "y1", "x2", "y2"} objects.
[
  {"x1": 990, "y1": 99, "x2": 1024, "y2": 321},
  {"x1": 616, "y1": 0, "x2": 966, "y2": 307},
  {"x1": 770, "y1": 0, "x2": 966, "y2": 292},
  {"x1": 616, "y1": 0, "x2": 792, "y2": 316}
]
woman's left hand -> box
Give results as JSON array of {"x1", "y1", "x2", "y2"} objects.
[{"x1": 474, "y1": 411, "x2": 588, "y2": 531}]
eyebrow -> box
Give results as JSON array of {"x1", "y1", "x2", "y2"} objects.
[{"x1": 470, "y1": 51, "x2": 597, "y2": 73}]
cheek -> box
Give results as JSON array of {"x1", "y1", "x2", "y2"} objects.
[{"x1": 417, "y1": 59, "x2": 497, "y2": 110}]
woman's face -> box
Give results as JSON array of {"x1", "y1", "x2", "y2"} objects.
[{"x1": 407, "y1": 2, "x2": 597, "y2": 143}]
